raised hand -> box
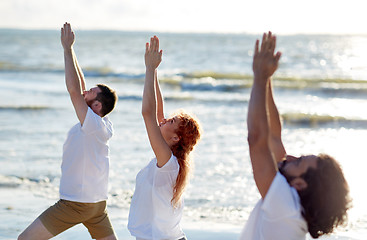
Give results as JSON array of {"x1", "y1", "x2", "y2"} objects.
[
  {"x1": 252, "y1": 32, "x2": 281, "y2": 81},
  {"x1": 145, "y1": 36, "x2": 162, "y2": 71},
  {"x1": 61, "y1": 22, "x2": 75, "y2": 50}
]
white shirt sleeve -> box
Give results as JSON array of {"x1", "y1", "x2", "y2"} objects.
[
  {"x1": 261, "y1": 172, "x2": 300, "y2": 220},
  {"x1": 81, "y1": 107, "x2": 113, "y2": 139},
  {"x1": 154, "y1": 154, "x2": 179, "y2": 188},
  {"x1": 81, "y1": 107, "x2": 101, "y2": 132},
  {"x1": 260, "y1": 172, "x2": 308, "y2": 239}
]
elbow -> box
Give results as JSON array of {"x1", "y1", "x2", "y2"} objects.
[
  {"x1": 247, "y1": 120, "x2": 270, "y2": 148},
  {"x1": 247, "y1": 131, "x2": 260, "y2": 146},
  {"x1": 67, "y1": 87, "x2": 81, "y2": 97},
  {"x1": 141, "y1": 108, "x2": 156, "y2": 124},
  {"x1": 141, "y1": 109, "x2": 148, "y2": 117},
  {"x1": 65, "y1": 81, "x2": 81, "y2": 96},
  {"x1": 141, "y1": 107, "x2": 154, "y2": 118},
  {"x1": 247, "y1": 131, "x2": 267, "y2": 148}
]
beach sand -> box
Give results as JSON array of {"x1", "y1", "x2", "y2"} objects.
[
  {"x1": 0, "y1": 186, "x2": 242, "y2": 240},
  {"x1": 1, "y1": 176, "x2": 365, "y2": 240},
  {"x1": 1, "y1": 186, "x2": 366, "y2": 240},
  {"x1": 0, "y1": 186, "x2": 367, "y2": 240}
]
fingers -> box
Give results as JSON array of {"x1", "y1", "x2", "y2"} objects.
[
  {"x1": 150, "y1": 37, "x2": 153, "y2": 52},
  {"x1": 146, "y1": 36, "x2": 161, "y2": 53},
  {"x1": 258, "y1": 31, "x2": 277, "y2": 55},
  {"x1": 275, "y1": 51, "x2": 282, "y2": 63},
  {"x1": 145, "y1": 42, "x2": 149, "y2": 53},
  {"x1": 145, "y1": 35, "x2": 163, "y2": 69},
  {"x1": 253, "y1": 31, "x2": 281, "y2": 77},
  {"x1": 64, "y1": 22, "x2": 69, "y2": 35},
  {"x1": 61, "y1": 22, "x2": 75, "y2": 49},
  {"x1": 265, "y1": 32, "x2": 273, "y2": 53},
  {"x1": 152, "y1": 36, "x2": 156, "y2": 52},
  {"x1": 268, "y1": 31, "x2": 272, "y2": 38},
  {"x1": 61, "y1": 22, "x2": 67, "y2": 37},
  {"x1": 154, "y1": 36, "x2": 159, "y2": 52},
  {"x1": 260, "y1": 33, "x2": 266, "y2": 52},
  {"x1": 151, "y1": 36, "x2": 159, "y2": 52},
  {"x1": 61, "y1": 22, "x2": 73, "y2": 37},
  {"x1": 268, "y1": 33, "x2": 274, "y2": 52},
  {"x1": 254, "y1": 39, "x2": 259, "y2": 57}
]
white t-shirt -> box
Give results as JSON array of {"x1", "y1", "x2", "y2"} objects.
[
  {"x1": 59, "y1": 107, "x2": 113, "y2": 203},
  {"x1": 240, "y1": 172, "x2": 308, "y2": 240},
  {"x1": 128, "y1": 154, "x2": 185, "y2": 240}
]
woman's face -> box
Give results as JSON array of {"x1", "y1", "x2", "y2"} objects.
[{"x1": 159, "y1": 116, "x2": 180, "y2": 146}]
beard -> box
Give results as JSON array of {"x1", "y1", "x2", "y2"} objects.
[
  {"x1": 278, "y1": 161, "x2": 297, "y2": 184},
  {"x1": 86, "y1": 98, "x2": 96, "y2": 108}
]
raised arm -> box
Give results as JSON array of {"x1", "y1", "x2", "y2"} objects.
[
  {"x1": 247, "y1": 32, "x2": 281, "y2": 198},
  {"x1": 267, "y1": 80, "x2": 286, "y2": 162},
  {"x1": 61, "y1": 22, "x2": 88, "y2": 124},
  {"x1": 155, "y1": 71, "x2": 165, "y2": 124},
  {"x1": 73, "y1": 49, "x2": 86, "y2": 92},
  {"x1": 142, "y1": 36, "x2": 172, "y2": 167}
]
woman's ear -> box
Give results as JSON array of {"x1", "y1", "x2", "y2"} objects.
[
  {"x1": 290, "y1": 177, "x2": 308, "y2": 191},
  {"x1": 172, "y1": 135, "x2": 180, "y2": 144}
]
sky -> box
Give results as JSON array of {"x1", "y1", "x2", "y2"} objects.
[{"x1": 0, "y1": 0, "x2": 366, "y2": 35}]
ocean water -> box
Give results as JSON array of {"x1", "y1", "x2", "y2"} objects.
[{"x1": 1, "y1": 29, "x2": 367, "y2": 239}]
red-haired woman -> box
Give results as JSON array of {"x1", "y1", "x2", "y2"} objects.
[{"x1": 127, "y1": 36, "x2": 201, "y2": 240}]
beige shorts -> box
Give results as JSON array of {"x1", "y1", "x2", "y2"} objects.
[{"x1": 39, "y1": 199, "x2": 114, "y2": 239}]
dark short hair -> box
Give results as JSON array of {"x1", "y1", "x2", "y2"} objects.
[
  {"x1": 96, "y1": 84, "x2": 117, "y2": 116},
  {"x1": 298, "y1": 154, "x2": 351, "y2": 238}
]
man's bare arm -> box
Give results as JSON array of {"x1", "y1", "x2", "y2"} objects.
[
  {"x1": 61, "y1": 23, "x2": 88, "y2": 124},
  {"x1": 247, "y1": 32, "x2": 281, "y2": 198},
  {"x1": 73, "y1": 49, "x2": 86, "y2": 92},
  {"x1": 267, "y1": 80, "x2": 286, "y2": 162}
]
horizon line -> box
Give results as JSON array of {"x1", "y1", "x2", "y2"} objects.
[{"x1": 1, "y1": 27, "x2": 367, "y2": 37}]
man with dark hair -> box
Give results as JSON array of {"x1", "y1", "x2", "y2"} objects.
[
  {"x1": 96, "y1": 83, "x2": 117, "y2": 117},
  {"x1": 241, "y1": 32, "x2": 351, "y2": 239},
  {"x1": 18, "y1": 23, "x2": 118, "y2": 240}
]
